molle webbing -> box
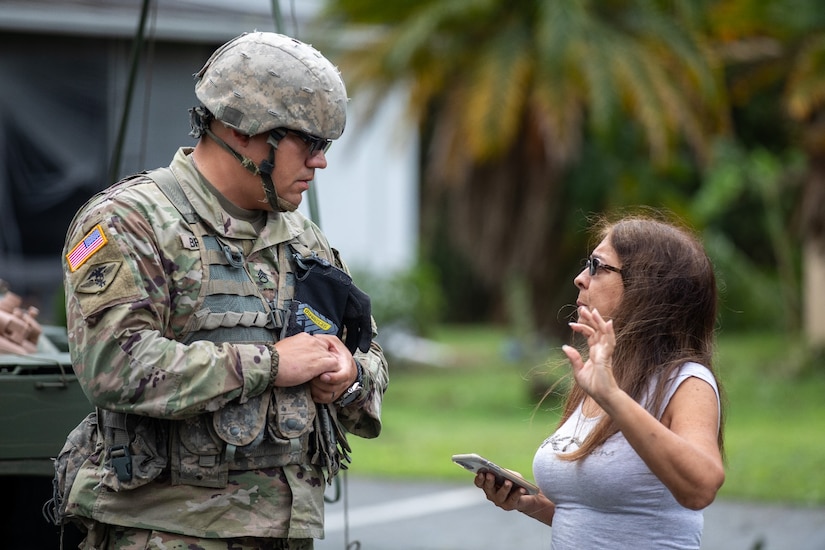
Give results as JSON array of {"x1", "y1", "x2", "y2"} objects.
[
  {"x1": 184, "y1": 234, "x2": 274, "y2": 344},
  {"x1": 150, "y1": 166, "x2": 279, "y2": 344},
  {"x1": 135, "y1": 166, "x2": 323, "y2": 489}
]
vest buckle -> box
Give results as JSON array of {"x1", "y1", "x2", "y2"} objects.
[{"x1": 110, "y1": 444, "x2": 133, "y2": 482}]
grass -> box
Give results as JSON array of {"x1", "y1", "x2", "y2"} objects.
[
  {"x1": 346, "y1": 325, "x2": 825, "y2": 506},
  {"x1": 717, "y1": 331, "x2": 825, "y2": 505}
]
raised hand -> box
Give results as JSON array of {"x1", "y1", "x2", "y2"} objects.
[{"x1": 562, "y1": 306, "x2": 619, "y2": 400}]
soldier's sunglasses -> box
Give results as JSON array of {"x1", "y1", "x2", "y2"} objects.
[{"x1": 287, "y1": 129, "x2": 332, "y2": 155}]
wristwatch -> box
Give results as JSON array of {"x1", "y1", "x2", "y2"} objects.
[{"x1": 335, "y1": 360, "x2": 364, "y2": 407}]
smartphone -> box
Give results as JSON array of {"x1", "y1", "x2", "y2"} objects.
[{"x1": 451, "y1": 453, "x2": 540, "y2": 495}]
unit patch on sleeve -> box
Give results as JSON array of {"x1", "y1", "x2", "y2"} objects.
[
  {"x1": 76, "y1": 261, "x2": 122, "y2": 294},
  {"x1": 67, "y1": 224, "x2": 108, "y2": 272}
]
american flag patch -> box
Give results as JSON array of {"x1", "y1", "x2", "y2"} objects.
[{"x1": 67, "y1": 224, "x2": 108, "y2": 272}]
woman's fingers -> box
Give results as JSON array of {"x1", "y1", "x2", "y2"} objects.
[{"x1": 475, "y1": 472, "x2": 525, "y2": 511}]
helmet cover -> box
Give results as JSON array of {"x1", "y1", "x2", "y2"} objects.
[{"x1": 194, "y1": 32, "x2": 347, "y2": 139}]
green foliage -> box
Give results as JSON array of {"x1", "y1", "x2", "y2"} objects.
[
  {"x1": 702, "y1": 231, "x2": 784, "y2": 332},
  {"x1": 321, "y1": 0, "x2": 725, "y2": 168},
  {"x1": 316, "y1": 0, "x2": 824, "y2": 343},
  {"x1": 718, "y1": 330, "x2": 825, "y2": 504},
  {"x1": 693, "y1": 140, "x2": 805, "y2": 331},
  {"x1": 352, "y1": 262, "x2": 445, "y2": 337},
  {"x1": 349, "y1": 324, "x2": 562, "y2": 481},
  {"x1": 349, "y1": 325, "x2": 825, "y2": 505},
  {"x1": 317, "y1": 0, "x2": 731, "y2": 338}
]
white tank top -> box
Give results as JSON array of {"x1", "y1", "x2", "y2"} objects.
[{"x1": 533, "y1": 362, "x2": 720, "y2": 550}]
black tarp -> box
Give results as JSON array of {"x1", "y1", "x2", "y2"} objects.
[
  {"x1": 0, "y1": 33, "x2": 108, "y2": 316},
  {"x1": 0, "y1": 34, "x2": 107, "y2": 253}
]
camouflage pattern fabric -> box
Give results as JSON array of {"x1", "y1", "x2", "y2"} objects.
[
  {"x1": 83, "y1": 523, "x2": 313, "y2": 549},
  {"x1": 61, "y1": 147, "x2": 388, "y2": 541},
  {"x1": 194, "y1": 32, "x2": 347, "y2": 139}
]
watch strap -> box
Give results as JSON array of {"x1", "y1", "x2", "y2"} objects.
[{"x1": 335, "y1": 359, "x2": 364, "y2": 407}]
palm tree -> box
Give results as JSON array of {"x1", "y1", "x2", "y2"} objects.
[
  {"x1": 707, "y1": 0, "x2": 825, "y2": 350},
  {"x1": 785, "y1": 34, "x2": 825, "y2": 350},
  {"x1": 317, "y1": 0, "x2": 728, "y2": 334}
]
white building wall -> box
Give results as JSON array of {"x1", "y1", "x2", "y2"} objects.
[{"x1": 304, "y1": 86, "x2": 419, "y2": 274}]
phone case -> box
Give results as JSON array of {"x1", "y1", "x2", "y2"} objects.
[{"x1": 451, "y1": 453, "x2": 540, "y2": 495}]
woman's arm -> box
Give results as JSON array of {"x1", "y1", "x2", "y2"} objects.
[
  {"x1": 598, "y1": 377, "x2": 724, "y2": 509},
  {"x1": 564, "y1": 307, "x2": 724, "y2": 510}
]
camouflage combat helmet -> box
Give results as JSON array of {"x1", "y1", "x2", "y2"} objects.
[
  {"x1": 194, "y1": 31, "x2": 347, "y2": 139},
  {"x1": 190, "y1": 32, "x2": 347, "y2": 212}
]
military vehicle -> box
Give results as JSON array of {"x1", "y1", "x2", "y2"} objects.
[{"x1": 0, "y1": 282, "x2": 89, "y2": 548}]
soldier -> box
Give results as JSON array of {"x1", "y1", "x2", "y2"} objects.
[{"x1": 57, "y1": 32, "x2": 388, "y2": 549}]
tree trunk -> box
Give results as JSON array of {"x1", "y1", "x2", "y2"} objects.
[
  {"x1": 801, "y1": 117, "x2": 825, "y2": 350},
  {"x1": 803, "y1": 240, "x2": 825, "y2": 348}
]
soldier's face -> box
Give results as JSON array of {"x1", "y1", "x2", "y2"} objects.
[{"x1": 269, "y1": 131, "x2": 329, "y2": 209}]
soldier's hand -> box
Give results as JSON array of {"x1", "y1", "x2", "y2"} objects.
[
  {"x1": 309, "y1": 335, "x2": 356, "y2": 403},
  {"x1": 272, "y1": 333, "x2": 340, "y2": 387}
]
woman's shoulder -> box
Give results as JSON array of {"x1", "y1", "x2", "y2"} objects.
[
  {"x1": 645, "y1": 362, "x2": 720, "y2": 420},
  {"x1": 671, "y1": 362, "x2": 718, "y2": 395}
]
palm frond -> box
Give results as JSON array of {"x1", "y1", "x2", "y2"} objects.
[
  {"x1": 463, "y1": 26, "x2": 533, "y2": 160},
  {"x1": 785, "y1": 33, "x2": 825, "y2": 121}
]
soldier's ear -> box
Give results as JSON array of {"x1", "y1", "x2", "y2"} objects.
[{"x1": 229, "y1": 129, "x2": 253, "y2": 148}]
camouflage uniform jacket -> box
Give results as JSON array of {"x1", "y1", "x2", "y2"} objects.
[{"x1": 61, "y1": 147, "x2": 388, "y2": 539}]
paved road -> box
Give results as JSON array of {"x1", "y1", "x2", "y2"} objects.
[{"x1": 317, "y1": 475, "x2": 825, "y2": 550}]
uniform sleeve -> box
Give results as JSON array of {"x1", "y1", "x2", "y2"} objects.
[
  {"x1": 327, "y1": 240, "x2": 388, "y2": 438},
  {"x1": 63, "y1": 186, "x2": 272, "y2": 419},
  {"x1": 340, "y1": 337, "x2": 389, "y2": 438}
]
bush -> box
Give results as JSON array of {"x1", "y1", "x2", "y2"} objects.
[{"x1": 352, "y1": 262, "x2": 445, "y2": 337}]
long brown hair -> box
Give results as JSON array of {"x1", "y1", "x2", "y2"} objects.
[{"x1": 558, "y1": 212, "x2": 725, "y2": 460}]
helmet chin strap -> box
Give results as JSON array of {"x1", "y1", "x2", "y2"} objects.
[
  {"x1": 202, "y1": 125, "x2": 298, "y2": 213},
  {"x1": 262, "y1": 129, "x2": 300, "y2": 212}
]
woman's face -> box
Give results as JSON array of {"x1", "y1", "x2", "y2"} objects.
[{"x1": 574, "y1": 236, "x2": 624, "y2": 319}]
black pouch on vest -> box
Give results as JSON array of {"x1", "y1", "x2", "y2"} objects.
[{"x1": 285, "y1": 250, "x2": 372, "y2": 353}]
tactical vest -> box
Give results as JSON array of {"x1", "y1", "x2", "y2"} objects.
[{"x1": 98, "y1": 166, "x2": 345, "y2": 492}]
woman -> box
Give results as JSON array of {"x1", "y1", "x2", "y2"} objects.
[{"x1": 476, "y1": 213, "x2": 725, "y2": 549}]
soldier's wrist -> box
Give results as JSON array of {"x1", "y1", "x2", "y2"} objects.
[
  {"x1": 335, "y1": 358, "x2": 365, "y2": 407},
  {"x1": 355, "y1": 359, "x2": 371, "y2": 396},
  {"x1": 267, "y1": 344, "x2": 279, "y2": 387}
]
